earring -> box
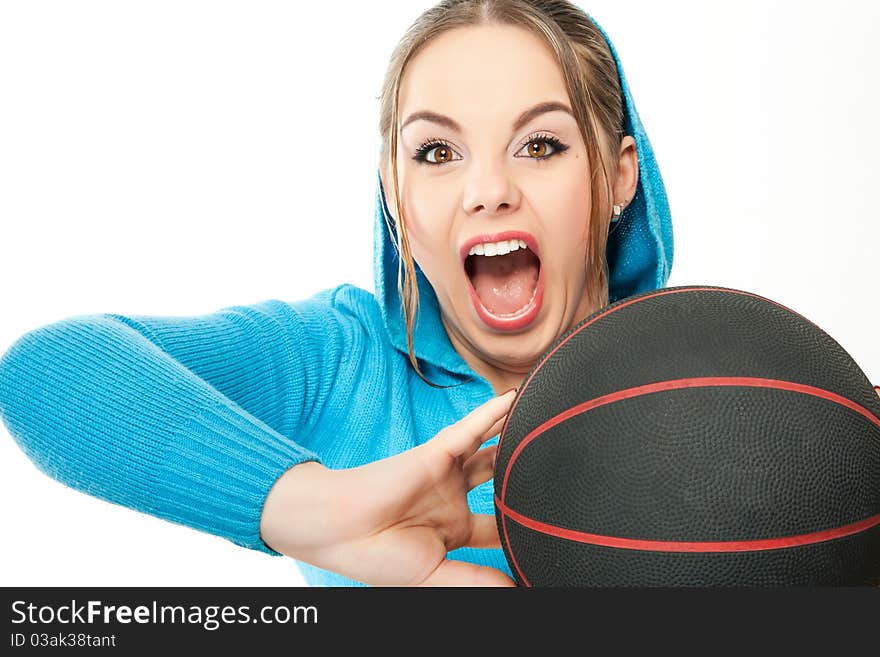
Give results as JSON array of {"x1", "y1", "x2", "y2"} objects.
[{"x1": 611, "y1": 198, "x2": 631, "y2": 224}]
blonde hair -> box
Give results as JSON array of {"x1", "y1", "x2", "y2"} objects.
[{"x1": 377, "y1": 0, "x2": 625, "y2": 388}]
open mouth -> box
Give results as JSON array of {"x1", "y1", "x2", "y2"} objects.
[{"x1": 462, "y1": 234, "x2": 543, "y2": 329}]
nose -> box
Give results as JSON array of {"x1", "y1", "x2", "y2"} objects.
[{"x1": 462, "y1": 167, "x2": 519, "y2": 217}]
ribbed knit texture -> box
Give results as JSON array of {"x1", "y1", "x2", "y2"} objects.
[
  {"x1": 0, "y1": 7, "x2": 683, "y2": 587},
  {"x1": 0, "y1": 285, "x2": 509, "y2": 586}
]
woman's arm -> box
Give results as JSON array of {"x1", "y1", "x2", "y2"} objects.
[
  {"x1": 0, "y1": 287, "x2": 359, "y2": 555},
  {"x1": 0, "y1": 285, "x2": 516, "y2": 586}
]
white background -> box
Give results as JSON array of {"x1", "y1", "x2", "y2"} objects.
[{"x1": 1, "y1": 0, "x2": 878, "y2": 586}]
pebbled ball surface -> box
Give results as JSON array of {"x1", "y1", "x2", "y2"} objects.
[{"x1": 495, "y1": 286, "x2": 880, "y2": 587}]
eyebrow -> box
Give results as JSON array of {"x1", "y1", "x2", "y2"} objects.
[{"x1": 400, "y1": 100, "x2": 574, "y2": 135}]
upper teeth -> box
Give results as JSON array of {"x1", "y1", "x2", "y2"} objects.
[{"x1": 469, "y1": 238, "x2": 528, "y2": 257}]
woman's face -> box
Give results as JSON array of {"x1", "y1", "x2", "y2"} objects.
[{"x1": 383, "y1": 24, "x2": 623, "y2": 384}]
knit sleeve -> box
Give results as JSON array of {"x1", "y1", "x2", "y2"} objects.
[{"x1": 0, "y1": 288, "x2": 362, "y2": 556}]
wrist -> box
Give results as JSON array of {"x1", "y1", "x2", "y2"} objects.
[{"x1": 260, "y1": 460, "x2": 335, "y2": 559}]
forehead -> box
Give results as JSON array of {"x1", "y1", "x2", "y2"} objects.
[{"x1": 398, "y1": 24, "x2": 570, "y2": 131}]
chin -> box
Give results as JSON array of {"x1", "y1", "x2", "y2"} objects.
[{"x1": 473, "y1": 318, "x2": 557, "y2": 368}]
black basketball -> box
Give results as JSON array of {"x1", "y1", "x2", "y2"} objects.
[{"x1": 494, "y1": 285, "x2": 880, "y2": 586}]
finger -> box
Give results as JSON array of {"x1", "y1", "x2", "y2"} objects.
[
  {"x1": 463, "y1": 444, "x2": 497, "y2": 490},
  {"x1": 442, "y1": 390, "x2": 516, "y2": 459},
  {"x1": 482, "y1": 413, "x2": 507, "y2": 443},
  {"x1": 459, "y1": 413, "x2": 507, "y2": 464},
  {"x1": 466, "y1": 512, "x2": 503, "y2": 549},
  {"x1": 419, "y1": 558, "x2": 515, "y2": 587}
]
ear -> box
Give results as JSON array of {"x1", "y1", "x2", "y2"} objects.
[{"x1": 611, "y1": 135, "x2": 639, "y2": 210}]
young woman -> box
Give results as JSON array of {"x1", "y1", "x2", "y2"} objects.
[{"x1": 1, "y1": 0, "x2": 676, "y2": 587}]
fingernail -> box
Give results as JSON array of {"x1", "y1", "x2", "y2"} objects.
[{"x1": 501, "y1": 387, "x2": 517, "y2": 396}]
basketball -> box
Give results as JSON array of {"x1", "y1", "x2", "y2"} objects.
[{"x1": 494, "y1": 285, "x2": 880, "y2": 586}]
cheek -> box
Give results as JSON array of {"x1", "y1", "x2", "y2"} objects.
[
  {"x1": 402, "y1": 181, "x2": 454, "y2": 258},
  {"x1": 541, "y1": 175, "x2": 592, "y2": 244},
  {"x1": 406, "y1": 223, "x2": 432, "y2": 271},
  {"x1": 401, "y1": 187, "x2": 450, "y2": 273},
  {"x1": 402, "y1": 200, "x2": 428, "y2": 250}
]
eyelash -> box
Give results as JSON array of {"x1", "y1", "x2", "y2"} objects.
[{"x1": 411, "y1": 132, "x2": 569, "y2": 166}]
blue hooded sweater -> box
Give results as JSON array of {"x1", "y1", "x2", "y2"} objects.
[{"x1": 0, "y1": 11, "x2": 673, "y2": 587}]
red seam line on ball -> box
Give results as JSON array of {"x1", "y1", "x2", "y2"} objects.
[
  {"x1": 500, "y1": 509, "x2": 531, "y2": 587},
  {"x1": 500, "y1": 376, "x2": 880, "y2": 507},
  {"x1": 494, "y1": 286, "x2": 856, "y2": 582},
  {"x1": 498, "y1": 376, "x2": 880, "y2": 578},
  {"x1": 497, "y1": 286, "x2": 813, "y2": 458},
  {"x1": 495, "y1": 496, "x2": 880, "y2": 553}
]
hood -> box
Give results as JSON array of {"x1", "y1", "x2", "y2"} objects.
[{"x1": 373, "y1": 9, "x2": 674, "y2": 377}]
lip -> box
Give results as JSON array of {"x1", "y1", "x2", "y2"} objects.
[{"x1": 460, "y1": 229, "x2": 544, "y2": 332}]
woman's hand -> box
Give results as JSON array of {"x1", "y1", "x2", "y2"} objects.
[{"x1": 260, "y1": 390, "x2": 516, "y2": 587}]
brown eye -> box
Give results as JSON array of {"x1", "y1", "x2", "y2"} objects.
[
  {"x1": 413, "y1": 140, "x2": 459, "y2": 166},
  {"x1": 527, "y1": 140, "x2": 548, "y2": 158},
  {"x1": 433, "y1": 146, "x2": 453, "y2": 163},
  {"x1": 519, "y1": 134, "x2": 568, "y2": 161}
]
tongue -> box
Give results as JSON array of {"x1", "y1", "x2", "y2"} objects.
[{"x1": 469, "y1": 249, "x2": 540, "y2": 315}]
